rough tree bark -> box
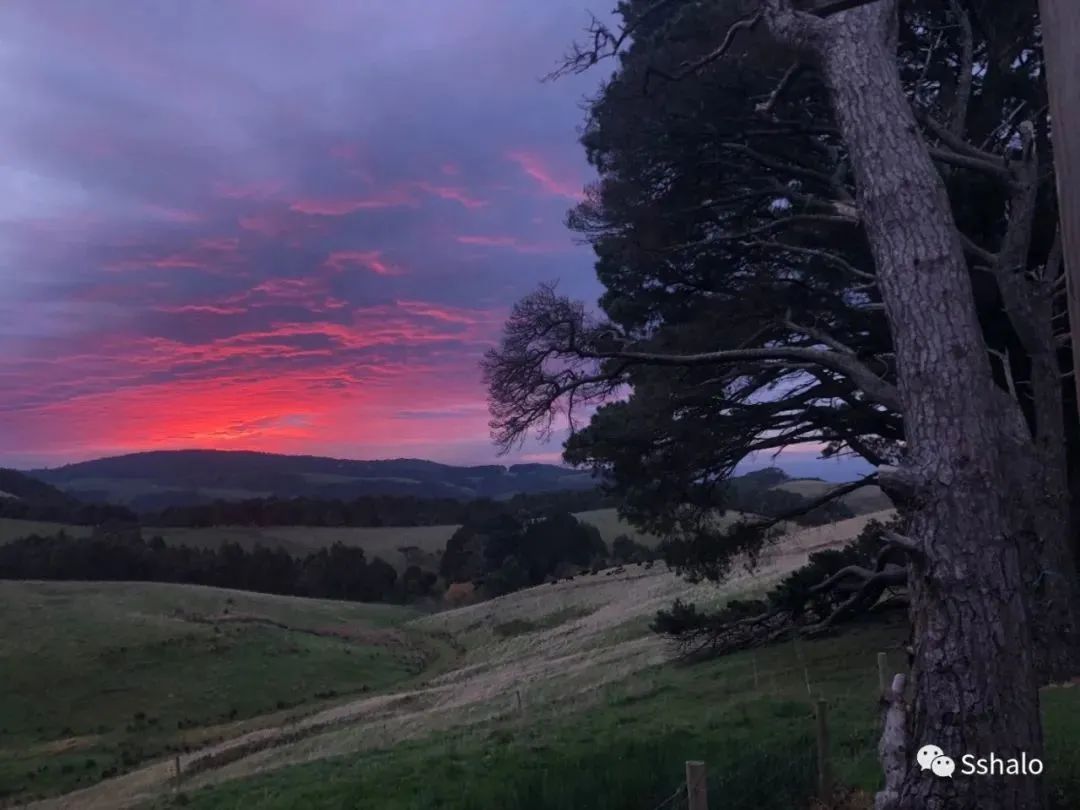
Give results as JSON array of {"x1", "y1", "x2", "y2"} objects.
[
  {"x1": 1037, "y1": 0, "x2": 1080, "y2": 417},
  {"x1": 993, "y1": 132, "x2": 1080, "y2": 681},
  {"x1": 763, "y1": 1, "x2": 1044, "y2": 808}
]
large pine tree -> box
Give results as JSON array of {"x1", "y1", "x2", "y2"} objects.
[{"x1": 485, "y1": 1, "x2": 1080, "y2": 807}]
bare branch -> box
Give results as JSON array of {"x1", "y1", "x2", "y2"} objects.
[
  {"x1": 958, "y1": 232, "x2": 999, "y2": 266},
  {"x1": 877, "y1": 464, "x2": 922, "y2": 506},
  {"x1": 755, "y1": 62, "x2": 805, "y2": 117},
  {"x1": 881, "y1": 530, "x2": 923, "y2": 558},
  {"x1": 1045, "y1": 224, "x2": 1064, "y2": 283},
  {"x1": 811, "y1": 0, "x2": 888, "y2": 17},
  {"x1": 784, "y1": 316, "x2": 858, "y2": 355},
  {"x1": 546, "y1": 0, "x2": 682, "y2": 79},
  {"x1": 989, "y1": 347, "x2": 1019, "y2": 402},
  {"x1": 718, "y1": 142, "x2": 845, "y2": 192},
  {"x1": 917, "y1": 109, "x2": 1006, "y2": 165},
  {"x1": 926, "y1": 146, "x2": 1013, "y2": 183},
  {"x1": 641, "y1": 11, "x2": 765, "y2": 90},
  {"x1": 582, "y1": 344, "x2": 900, "y2": 410},
  {"x1": 946, "y1": 0, "x2": 973, "y2": 135},
  {"x1": 745, "y1": 239, "x2": 875, "y2": 281}
]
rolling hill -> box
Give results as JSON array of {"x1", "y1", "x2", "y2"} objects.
[
  {"x1": 0, "y1": 580, "x2": 435, "y2": 803},
  {"x1": 771, "y1": 478, "x2": 893, "y2": 515},
  {"x1": 26, "y1": 450, "x2": 596, "y2": 510}
]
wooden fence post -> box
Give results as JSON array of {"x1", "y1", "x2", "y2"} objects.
[
  {"x1": 877, "y1": 651, "x2": 888, "y2": 697},
  {"x1": 815, "y1": 699, "x2": 831, "y2": 799},
  {"x1": 686, "y1": 760, "x2": 708, "y2": 810},
  {"x1": 173, "y1": 754, "x2": 181, "y2": 790}
]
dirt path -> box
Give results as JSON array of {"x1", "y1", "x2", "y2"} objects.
[{"x1": 19, "y1": 513, "x2": 885, "y2": 810}]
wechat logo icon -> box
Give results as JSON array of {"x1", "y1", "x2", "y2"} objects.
[{"x1": 917, "y1": 744, "x2": 956, "y2": 778}]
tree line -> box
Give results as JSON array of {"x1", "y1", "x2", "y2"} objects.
[
  {"x1": 0, "y1": 529, "x2": 421, "y2": 604},
  {"x1": 141, "y1": 488, "x2": 613, "y2": 528}
]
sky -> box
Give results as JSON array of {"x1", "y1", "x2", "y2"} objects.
[
  {"x1": 0, "y1": 0, "x2": 859, "y2": 479},
  {"x1": 0, "y1": 0, "x2": 617, "y2": 468}
]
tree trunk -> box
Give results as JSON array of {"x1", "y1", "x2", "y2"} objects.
[
  {"x1": 1037, "y1": 0, "x2": 1080, "y2": 419},
  {"x1": 991, "y1": 134, "x2": 1080, "y2": 682},
  {"x1": 763, "y1": 2, "x2": 1044, "y2": 808}
]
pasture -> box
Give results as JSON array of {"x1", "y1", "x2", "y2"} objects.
[
  {"x1": 0, "y1": 581, "x2": 439, "y2": 804},
  {"x1": 0, "y1": 519, "x2": 92, "y2": 543},
  {"x1": 7, "y1": 512, "x2": 951, "y2": 810}
]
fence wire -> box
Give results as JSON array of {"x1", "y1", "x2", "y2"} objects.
[{"x1": 651, "y1": 783, "x2": 686, "y2": 810}]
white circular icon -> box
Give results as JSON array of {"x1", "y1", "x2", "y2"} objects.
[
  {"x1": 917, "y1": 744, "x2": 944, "y2": 770},
  {"x1": 930, "y1": 755, "x2": 956, "y2": 778}
]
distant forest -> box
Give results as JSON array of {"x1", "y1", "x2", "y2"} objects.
[
  {"x1": 0, "y1": 465, "x2": 857, "y2": 607},
  {"x1": 0, "y1": 467, "x2": 852, "y2": 529},
  {"x1": 0, "y1": 531, "x2": 415, "y2": 603},
  {"x1": 141, "y1": 488, "x2": 614, "y2": 528},
  {"x1": 0, "y1": 485, "x2": 613, "y2": 528}
]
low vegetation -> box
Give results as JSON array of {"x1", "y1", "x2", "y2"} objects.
[
  {"x1": 149, "y1": 615, "x2": 1080, "y2": 810},
  {"x1": 0, "y1": 580, "x2": 432, "y2": 804},
  {"x1": 0, "y1": 532, "x2": 413, "y2": 603}
]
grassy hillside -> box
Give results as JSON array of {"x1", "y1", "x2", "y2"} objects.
[
  {"x1": 0, "y1": 518, "x2": 93, "y2": 543},
  {"x1": 573, "y1": 508, "x2": 760, "y2": 549},
  {"x1": 772, "y1": 479, "x2": 893, "y2": 516},
  {"x1": 0, "y1": 581, "x2": 437, "y2": 804},
  {"x1": 11, "y1": 518, "x2": 1079, "y2": 810},
  {"x1": 572, "y1": 509, "x2": 657, "y2": 546},
  {"x1": 153, "y1": 614, "x2": 1080, "y2": 810}
]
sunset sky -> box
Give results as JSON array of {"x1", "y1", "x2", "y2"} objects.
[
  {"x1": 0, "y1": 0, "x2": 612, "y2": 468},
  {"x1": 0, "y1": 1, "x2": 861, "y2": 480}
]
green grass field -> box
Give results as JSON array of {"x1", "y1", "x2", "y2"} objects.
[
  {"x1": 146, "y1": 524, "x2": 458, "y2": 569},
  {"x1": 0, "y1": 518, "x2": 93, "y2": 543},
  {"x1": 151, "y1": 612, "x2": 1080, "y2": 810},
  {"x1": 0, "y1": 581, "x2": 435, "y2": 804}
]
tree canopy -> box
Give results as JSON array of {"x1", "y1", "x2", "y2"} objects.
[{"x1": 485, "y1": 0, "x2": 1074, "y2": 584}]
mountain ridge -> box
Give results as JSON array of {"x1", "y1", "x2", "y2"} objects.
[{"x1": 25, "y1": 449, "x2": 596, "y2": 509}]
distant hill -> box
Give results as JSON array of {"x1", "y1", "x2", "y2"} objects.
[
  {"x1": 26, "y1": 450, "x2": 597, "y2": 510},
  {"x1": 0, "y1": 468, "x2": 136, "y2": 524},
  {"x1": 0, "y1": 468, "x2": 73, "y2": 506}
]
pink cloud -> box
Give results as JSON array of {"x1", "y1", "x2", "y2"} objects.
[
  {"x1": 197, "y1": 236, "x2": 240, "y2": 252},
  {"x1": 289, "y1": 188, "x2": 415, "y2": 215},
  {"x1": 396, "y1": 299, "x2": 492, "y2": 325},
  {"x1": 214, "y1": 180, "x2": 283, "y2": 200},
  {"x1": 324, "y1": 250, "x2": 404, "y2": 276},
  {"x1": 146, "y1": 205, "x2": 203, "y2": 223},
  {"x1": 251, "y1": 278, "x2": 322, "y2": 298},
  {"x1": 238, "y1": 211, "x2": 328, "y2": 243},
  {"x1": 455, "y1": 234, "x2": 565, "y2": 254},
  {"x1": 155, "y1": 304, "x2": 248, "y2": 316},
  {"x1": 506, "y1": 150, "x2": 584, "y2": 201},
  {"x1": 414, "y1": 182, "x2": 488, "y2": 210},
  {"x1": 105, "y1": 252, "x2": 227, "y2": 274}
]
